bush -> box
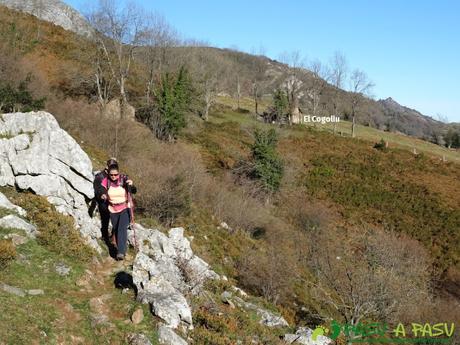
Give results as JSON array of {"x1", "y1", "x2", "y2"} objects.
[
  {"x1": 237, "y1": 238, "x2": 295, "y2": 305},
  {"x1": 0, "y1": 239, "x2": 16, "y2": 269},
  {"x1": 308, "y1": 226, "x2": 433, "y2": 324},
  {"x1": 0, "y1": 75, "x2": 46, "y2": 113},
  {"x1": 373, "y1": 138, "x2": 388, "y2": 151},
  {"x1": 144, "y1": 174, "x2": 192, "y2": 226}
]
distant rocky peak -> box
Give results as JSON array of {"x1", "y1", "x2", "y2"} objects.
[
  {"x1": 380, "y1": 97, "x2": 402, "y2": 108},
  {"x1": 0, "y1": 0, "x2": 94, "y2": 38}
]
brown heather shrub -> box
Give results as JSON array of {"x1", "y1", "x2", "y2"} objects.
[
  {"x1": 46, "y1": 97, "x2": 276, "y2": 234},
  {"x1": 6, "y1": 192, "x2": 93, "y2": 261},
  {"x1": 0, "y1": 239, "x2": 16, "y2": 269},
  {"x1": 237, "y1": 218, "x2": 299, "y2": 305},
  {"x1": 308, "y1": 226, "x2": 434, "y2": 325},
  {"x1": 46, "y1": 97, "x2": 117, "y2": 154}
]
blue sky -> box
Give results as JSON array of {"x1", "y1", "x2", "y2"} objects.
[{"x1": 64, "y1": 0, "x2": 460, "y2": 122}]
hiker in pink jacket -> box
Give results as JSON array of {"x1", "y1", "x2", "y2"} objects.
[{"x1": 97, "y1": 163, "x2": 136, "y2": 260}]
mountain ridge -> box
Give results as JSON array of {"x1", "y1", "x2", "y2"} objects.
[{"x1": 0, "y1": 0, "x2": 93, "y2": 37}]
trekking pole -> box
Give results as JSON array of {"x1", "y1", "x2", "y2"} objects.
[{"x1": 127, "y1": 185, "x2": 138, "y2": 251}]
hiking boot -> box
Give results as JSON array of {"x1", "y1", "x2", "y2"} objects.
[{"x1": 116, "y1": 253, "x2": 125, "y2": 261}]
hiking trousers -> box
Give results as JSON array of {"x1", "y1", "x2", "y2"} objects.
[
  {"x1": 110, "y1": 208, "x2": 130, "y2": 255},
  {"x1": 98, "y1": 201, "x2": 110, "y2": 240}
]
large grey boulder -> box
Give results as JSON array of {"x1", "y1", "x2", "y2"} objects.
[
  {"x1": 0, "y1": 192, "x2": 26, "y2": 216},
  {"x1": 0, "y1": 112, "x2": 100, "y2": 251},
  {"x1": 132, "y1": 225, "x2": 219, "y2": 330},
  {"x1": 0, "y1": 214, "x2": 38, "y2": 238},
  {"x1": 138, "y1": 276, "x2": 193, "y2": 330},
  {"x1": 158, "y1": 324, "x2": 188, "y2": 345},
  {"x1": 0, "y1": 0, "x2": 94, "y2": 38}
]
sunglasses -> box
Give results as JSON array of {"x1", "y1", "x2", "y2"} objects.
[{"x1": 109, "y1": 173, "x2": 119, "y2": 177}]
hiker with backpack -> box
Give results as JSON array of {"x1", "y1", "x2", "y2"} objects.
[
  {"x1": 96, "y1": 162, "x2": 137, "y2": 261},
  {"x1": 90, "y1": 158, "x2": 118, "y2": 243}
]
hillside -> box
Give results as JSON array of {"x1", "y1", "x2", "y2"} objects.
[
  {"x1": 189, "y1": 47, "x2": 452, "y2": 140},
  {"x1": 0, "y1": 5, "x2": 459, "y2": 344}
]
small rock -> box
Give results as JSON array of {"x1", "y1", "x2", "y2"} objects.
[
  {"x1": 3, "y1": 233, "x2": 28, "y2": 246},
  {"x1": 158, "y1": 324, "x2": 188, "y2": 345},
  {"x1": 0, "y1": 192, "x2": 27, "y2": 216},
  {"x1": 0, "y1": 282, "x2": 26, "y2": 297},
  {"x1": 28, "y1": 289, "x2": 44, "y2": 295},
  {"x1": 231, "y1": 286, "x2": 248, "y2": 297},
  {"x1": 220, "y1": 291, "x2": 235, "y2": 308},
  {"x1": 0, "y1": 215, "x2": 37, "y2": 237},
  {"x1": 90, "y1": 314, "x2": 110, "y2": 327},
  {"x1": 221, "y1": 291, "x2": 233, "y2": 303},
  {"x1": 232, "y1": 296, "x2": 288, "y2": 327},
  {"x1": 284, "y1": 327, "x2": 332, "y2": 345},
  {"x1": 219, "y1": 221, "x2": 231, "y2": 231},
  {"x1": 131, "y1": 308, "x2": 144, "y2": 325},
  {"x1": 258, "y1": 309, "x2": 289, "y2": 327},
  {"x1": 55, "y1": 262, "x2": 71, "y2": 276},
  {"x1": 127, "y1": 333, "x2": 153, "y2": 345}
]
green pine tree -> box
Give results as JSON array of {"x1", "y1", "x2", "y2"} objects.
[
  {"x1": 138, "y1": 66, "x2": 193, "y2": 141},
  {"x1": 273, "y1": 88, "x2": 288, "y2": 120},
  {"x1": 251, "y1": 128, "x2": 284, "y2": 192}
]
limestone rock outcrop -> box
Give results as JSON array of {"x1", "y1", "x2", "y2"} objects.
[
  {"x1": 0, "y1": 111, "x2": 100, "y2": 250},
  {"x1": 158, "y1": 324, "x2": 188, "y2": 345},
  {"x1": 0, "y1": 0, "x2": 94, "y2": 38},
  {"x1": 131, "y1": 224, "x2": 218, "y2": 335},
  {"x1": 284, "y1": 327, "x2": 332, "y2": 345}
]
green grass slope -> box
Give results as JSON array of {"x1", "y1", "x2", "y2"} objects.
[{"x1": 183, "y1": 103, "x2": 460, "y2": 274}]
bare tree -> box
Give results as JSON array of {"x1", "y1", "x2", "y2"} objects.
[
  {"x1": 328, "y1": 51, "x2": 348, "y2": 134},
  {"x1": 307, "y1": 59, "x2": 330, "y2": 120},
  {"x1": 190, "y1": 49, "x2": 229, "y2": 121},
  {"x1": 349, "y1": 69, "x2": 374, "y2": 137},
  {"x1": 279, "y1": 50, "x2": 305, "y2": 124},
  {"x1": 250, "y1": 46, "x2": 268, "y2": 115},
  {"x1": 87, "y1": 0, "x2": 148, "y2": 111},
  {"x1": 309, "y1": 227, "x2": 432, "y2": 329},
  {"x1": 140, "y1": 13, "x2": 179, "y2": 105},
  {"x1": 436, "y1": 113, "x2": 449, "y2": 124}
]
